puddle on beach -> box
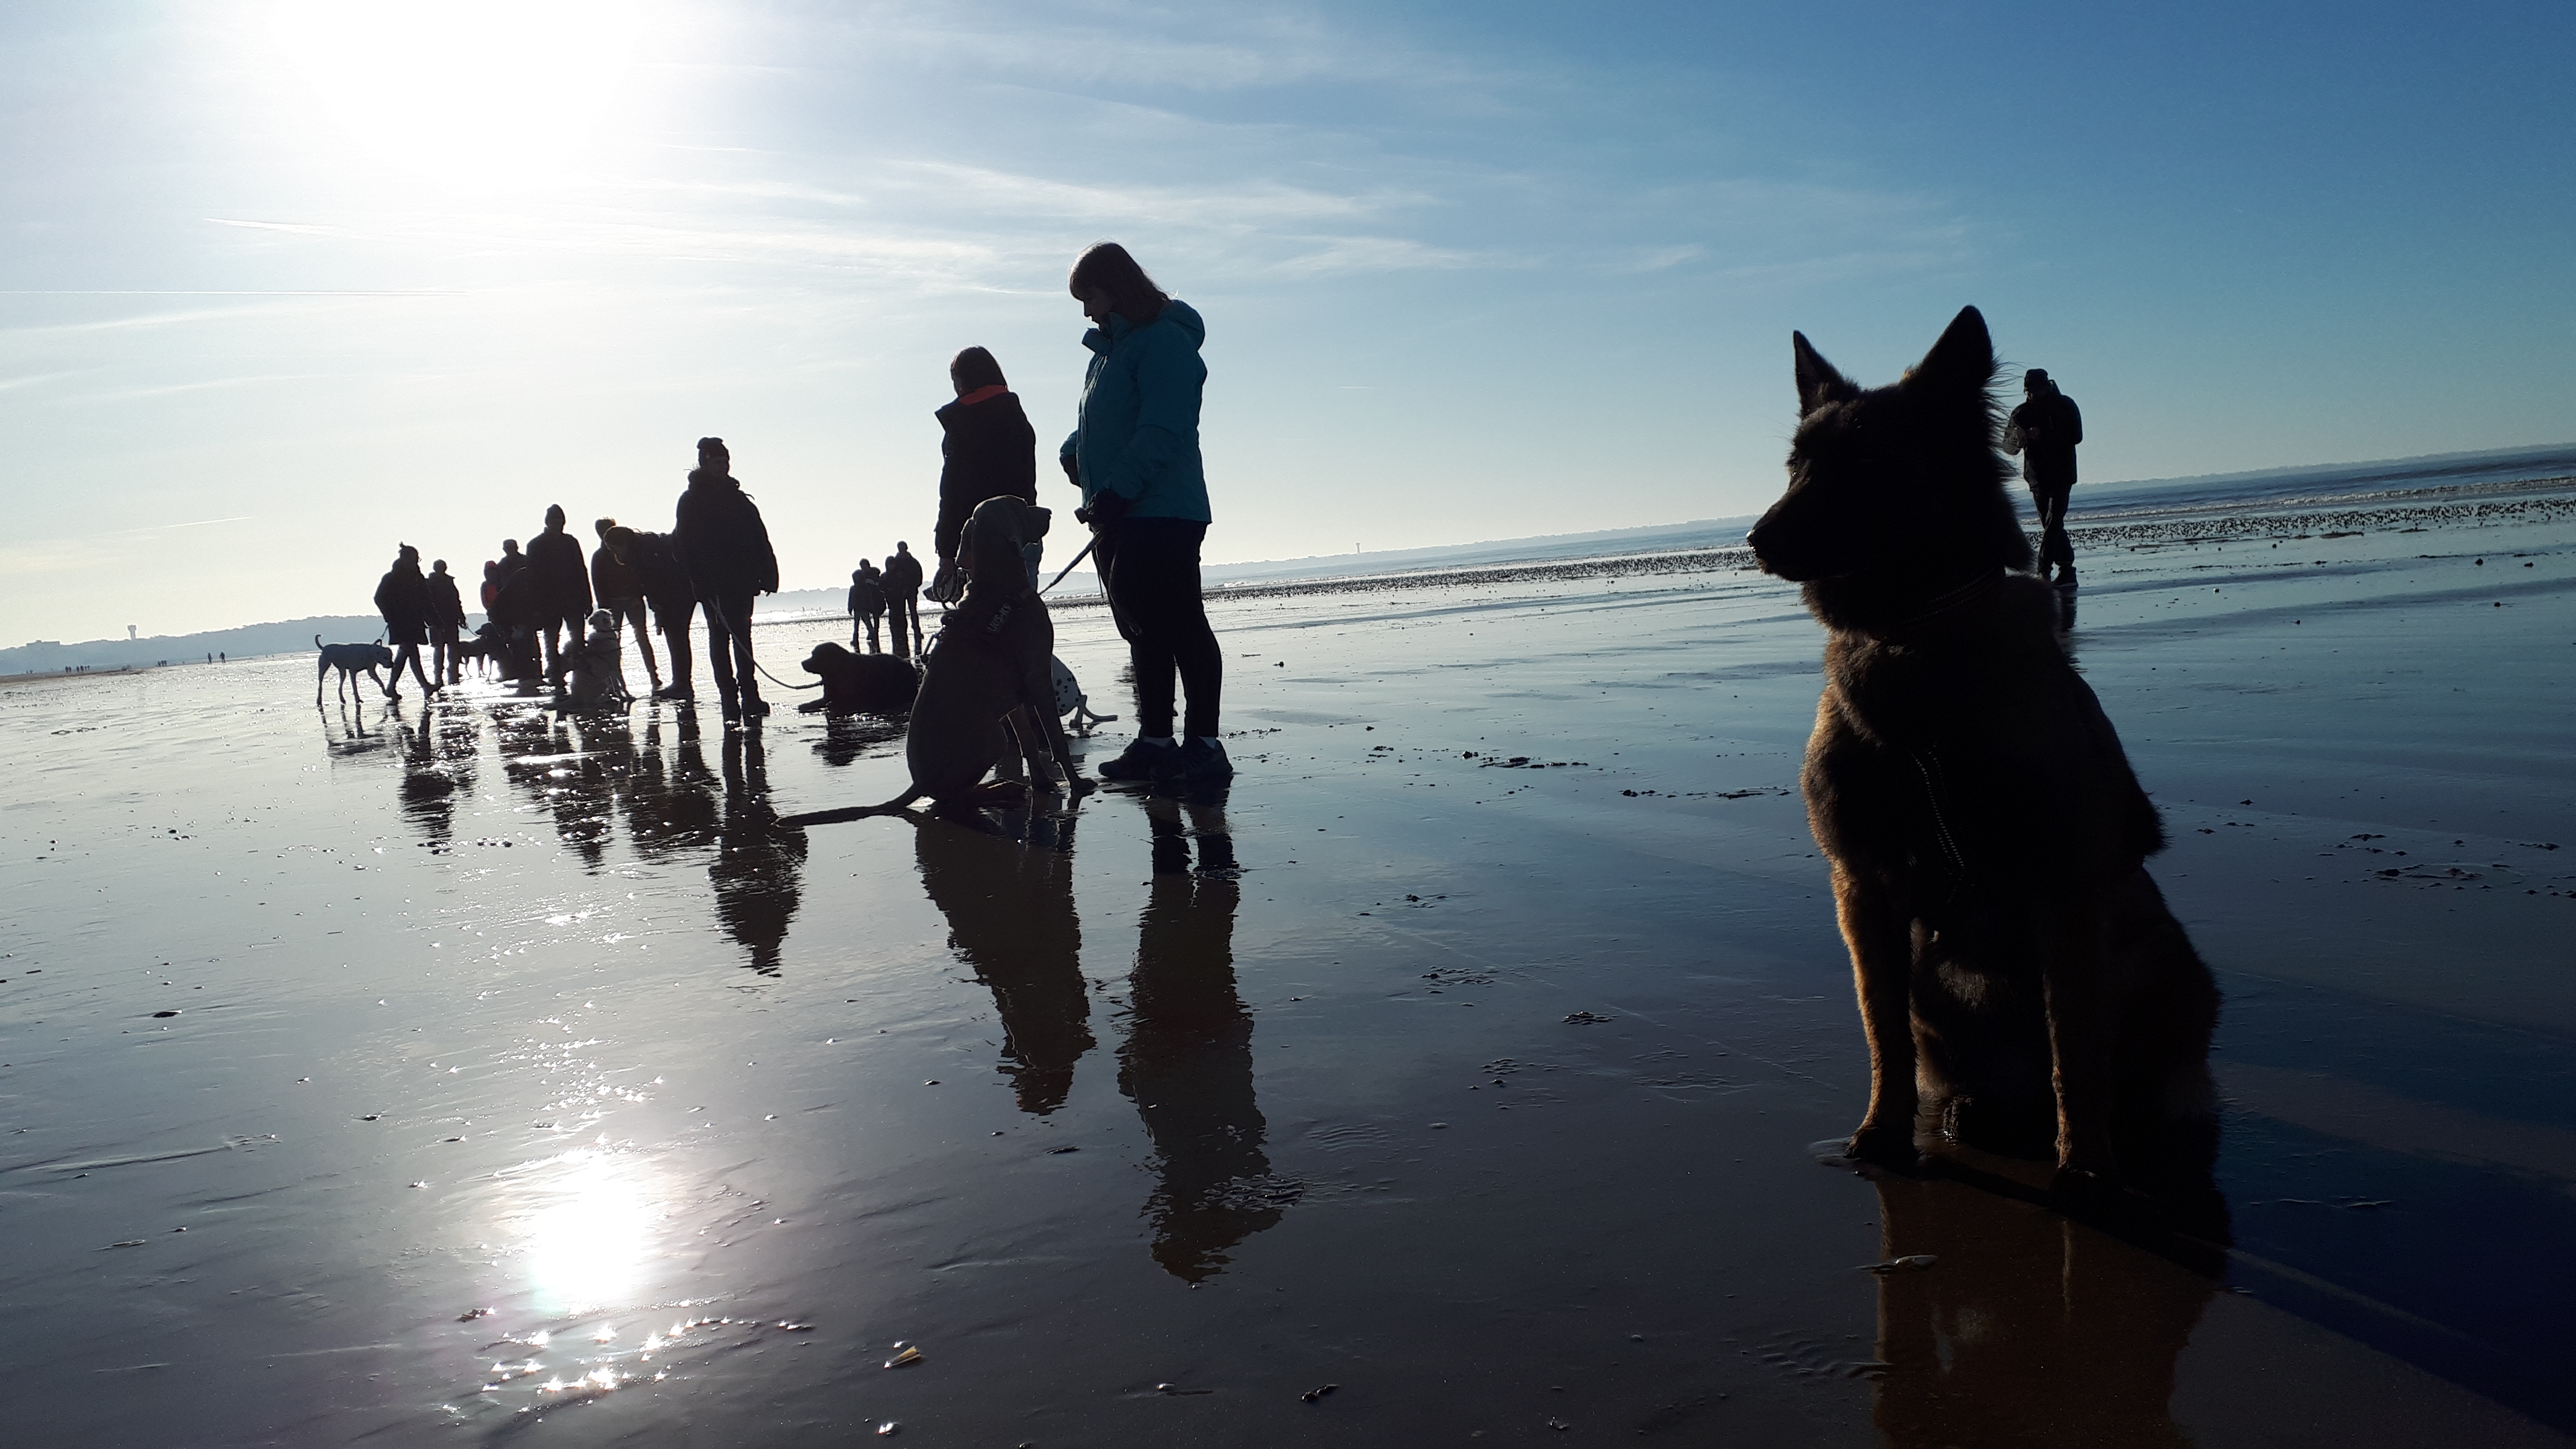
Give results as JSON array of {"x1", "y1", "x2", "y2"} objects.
[{"x1": 3, "y1": 488, "x2": 2573, "y2": 1446}]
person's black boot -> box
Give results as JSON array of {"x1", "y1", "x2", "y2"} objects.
[
  {"x1": 1159, "y1": 738, "x2": 1234, "y2": 787},
  {"x1": 1096, "y1": 737, "x2": 1177, "y2": 782}
]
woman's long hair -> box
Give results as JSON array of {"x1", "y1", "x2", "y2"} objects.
[
  {"x1": 1069, "y1": 242, "x2": 1169, "y2": 326},
  {"x1": 950, "y1": 345, "x2": 1007, "y2": 391}
]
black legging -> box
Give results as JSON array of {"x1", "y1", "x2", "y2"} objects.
[
  {"x1": 2029, "y1": 481, "x2": 2073, "y2": 576},
  {"x1": 701, "y1": 589, "x2": 763, "y2": 708},
  {"x1": 1096, "y1": 518, "x2": 1220, "y2": 740}
]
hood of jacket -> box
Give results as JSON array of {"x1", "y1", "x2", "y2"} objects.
[{"x1": 1083, "y1": 298, "x2": 1205, "y2": 358}]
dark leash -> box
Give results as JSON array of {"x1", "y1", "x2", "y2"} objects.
[
  {"x1": 1039, "y1": 538, "x2": 1096, "y2": 596},
  {"x1": 697, "y1": 594, "x2": 826, "y2": 692}
]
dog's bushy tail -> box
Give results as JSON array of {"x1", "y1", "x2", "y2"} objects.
[{"x1": 315, "y1": 634, "x2": 325, "y2": 649}]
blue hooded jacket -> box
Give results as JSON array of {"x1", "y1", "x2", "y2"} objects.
[{"x1": 1061, "y1": 299, "x2": 1210, "y2": 524}]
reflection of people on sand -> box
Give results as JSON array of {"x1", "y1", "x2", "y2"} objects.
[
  {"x1": 1117, "y1": 790, "x2": 1289, "y2": 1281},
  {"x1": 1863, "y1": 1172, "x2": 2211, "y2": 1449},
  {"x1": 709, "y1": 727, "x2": 806, "y2": 974},
  {"x1": 494, "y1": 705, "x2": 618, "y2": 868},
  {"x1": 914, "y1": 808, "x2": 1093, "y2": 1114},
  {"x1": 619, "y1": 710, "x2": 722, "y2": 862},
  {"x1": 2003, "y1": 367, "x2": 2084, "y2": 590},
  {"x1": 394, "y1": 701, "x2": 472, "y2": 846}
]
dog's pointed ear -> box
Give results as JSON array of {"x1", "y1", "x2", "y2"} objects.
[
  {"x1": 1793, "y1": 332, "x2": 1854, "y2": 416},
  {"x1": 1906, "y1": 306, "x2": 1996, "y2": 395}
]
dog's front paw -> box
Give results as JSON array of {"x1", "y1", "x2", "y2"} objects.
[
  {"x1": 1845, "y1": 1124, "x2": 1921, "y2": 1172},
  {"x1": 2048, "y1": 1164, "x2": 2137, "y2": 1221}
]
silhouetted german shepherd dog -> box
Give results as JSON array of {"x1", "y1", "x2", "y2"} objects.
[{"x1": 1747, "y1": 307, "x2": 2220, "y2": 1224}]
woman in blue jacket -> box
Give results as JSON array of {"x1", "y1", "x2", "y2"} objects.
[{"x1": 1061, "y1": 242, "x2": 1229, "y2": 787}]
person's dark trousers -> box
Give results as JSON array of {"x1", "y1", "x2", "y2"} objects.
[
  {"x1": 1096, "y1": 518, "x2": 1220, "y2": 740},
  {"x1": 2029, "y1": 482, "x2": 2074, "y2": 579},
  {"x1": 703, "y1": 589, "x2": 763, "y2": 713},
  {"x1": 855, "y1": 612, "x2": 882, "y2": 654},
  {"x1": 653, "y1": 596, "x2": 697, "y2": 695},
  {"x1": 888, "y1": 594, "x2": 914, "y2": 660},
  {"x1": 541, "y1": 609, "x2": 583, "y2": 670}
]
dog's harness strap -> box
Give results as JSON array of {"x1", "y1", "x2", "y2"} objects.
[
  {"x1": 1911, "y1": 748, "x2": 1972, "y2": 886},
  {"x1": 1891, "y1": 569, "x2": 2007, "y2": 630}
]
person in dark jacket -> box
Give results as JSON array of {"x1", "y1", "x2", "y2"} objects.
[
  {"x1": 2002, "y1": 368, "x2": 2085, "y2": 586},
  {"x1": 490, "y1": 538, "x2": 538, "y2": 681},
  {"x1": 424, "y1": 558, "x2": 467, "y2": 685},
  {"x1": 882, "y1": 541, "x2": 924, "y2": 660},
  {"x1": 373, "y1": 543, "x2": 436, "y2": 699},
  {"x1": 1060, "y1": 242, "x2": 1228, "y2": 787},
  {"x1": 525, "y1": 504, "x2": 593, "y2": 671},
  {"x1": 848, "y1": 561, "x2": 887, "y2": 654},
  {"x1": 603, "y1": 524, "x2": 699, "y2": 700},
  {"x1": 934, "y1": 346, "x2": 1041, "y2": 594},
  {"x1": 673, "y1": 437, "x2": 780, "y2": 723},
  {"x1": 591, "y1": 516, "x2": 663, "y2": 696}
]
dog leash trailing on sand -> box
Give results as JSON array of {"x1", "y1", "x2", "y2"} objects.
[{"x1": 724, "y1": 544, "x2": 1093, "y2": 697}]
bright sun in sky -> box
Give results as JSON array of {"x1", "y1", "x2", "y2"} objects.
[{"x1": 262, "y1": 1, "x2": 650, "y2": 184}]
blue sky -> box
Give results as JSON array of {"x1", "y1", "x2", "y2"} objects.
[{"x1": 3, "y1": 1, "x2": 2569, "y2": 643}]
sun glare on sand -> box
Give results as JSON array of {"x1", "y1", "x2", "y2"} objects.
[
  {"x1": 512, "y1": 1150, "x2": 664, "y2": 1316},
  {"x1": 264, "y1": 1, "x2": 654, "y2": 184}
]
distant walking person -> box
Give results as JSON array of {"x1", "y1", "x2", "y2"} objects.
[
  {"x1": 882, "y1": 541, "x2": 924, "y2": 659},
  {"x1": 935, "y1": 346, "x2": 1041, "y2": 595},
  {"x1": 848, "y1": 560, "x2": 887, "y2": 653},
  {"x1": 373, "y1": 544, "x2": 437, "y2": 699},
  {"x1": 2003, "y1": 367, "x2": 2085, "y2": 586},
  {"x1": 674, "y1": 437, "x2": 780, "y2": 724},
  {"x1": 591, "y1": 516, "x2": 664, "y2": 696},
  {"x1": 525, "y1": 505, "x2": 594, "y2": 670},
  {"x1": 425, "y1": 558, "x2": 467, "y2": 684},
  {"x1": 1062, "y1": 242, "x2": 1228, "y2": 786},
  {"x1": 600, "y1": 525, "x2": 698, "y2": 700}
]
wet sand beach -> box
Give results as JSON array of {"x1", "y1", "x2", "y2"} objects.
[{"x1": 4, "y1": 482, "x2": 2573, "y2": 1446}]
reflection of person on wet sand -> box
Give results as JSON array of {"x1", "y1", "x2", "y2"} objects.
[
  {"x1": 914, "y1": 809, "x2": 1093, "y2": 1114},
  {"x1": 1863, "y1": 1173, "x2": 2210, "y2": 1449},
  {"x1": 618, "y1": 710, "x2": 722, "y2": 861},
  {"x1": 709, "y1": 727, "x2": 807, "y2": 974},
  {"x1": 394, "y1": 701, "x2": 463, "y2": 844},
  {"x1": 1117, "y1": 790, "x2": 1290, "y2": 1281}
]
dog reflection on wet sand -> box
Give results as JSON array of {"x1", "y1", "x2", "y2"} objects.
[
  {"x1": 1864, "y1": 1173, "x2": 2211, "y2": 1449},
  {"x1": 914, "y1": 802, "x2": 1093, "y2": 1114},
  {"x1": 1749, "y1": 306, "x2": 2222, "y2": 1228}
]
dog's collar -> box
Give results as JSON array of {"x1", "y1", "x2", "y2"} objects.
[{"x1": 1888, "y1": 569, "x2": 2008, "y2": 629}]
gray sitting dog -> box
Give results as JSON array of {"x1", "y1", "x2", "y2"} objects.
[
  {"x1": 783, "y1": 495, "x2": 1072, "y2": 823},
  {"x1": 315, "y1": 633, "x2": 395, "y2": 704}
]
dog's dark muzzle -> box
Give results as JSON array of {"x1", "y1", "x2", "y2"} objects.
[{"x1": 1746, "y1": 506, "x2": 1804, "y2": 580}]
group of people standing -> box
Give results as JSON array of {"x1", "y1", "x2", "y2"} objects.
[{"x1": 368, "y1": 241, "x2": 1231, "y2": 785}]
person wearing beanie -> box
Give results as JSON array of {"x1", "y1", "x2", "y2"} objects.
[
  {"x1": 2002, "y1": 367, "x2": 2086, "y2": 587},
  {"x1": 524, "y1": 503, "x2": 594, "y2": 671},
  {"x1": 672, "y1": 436, "x2": 780, "y2": 724}
]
